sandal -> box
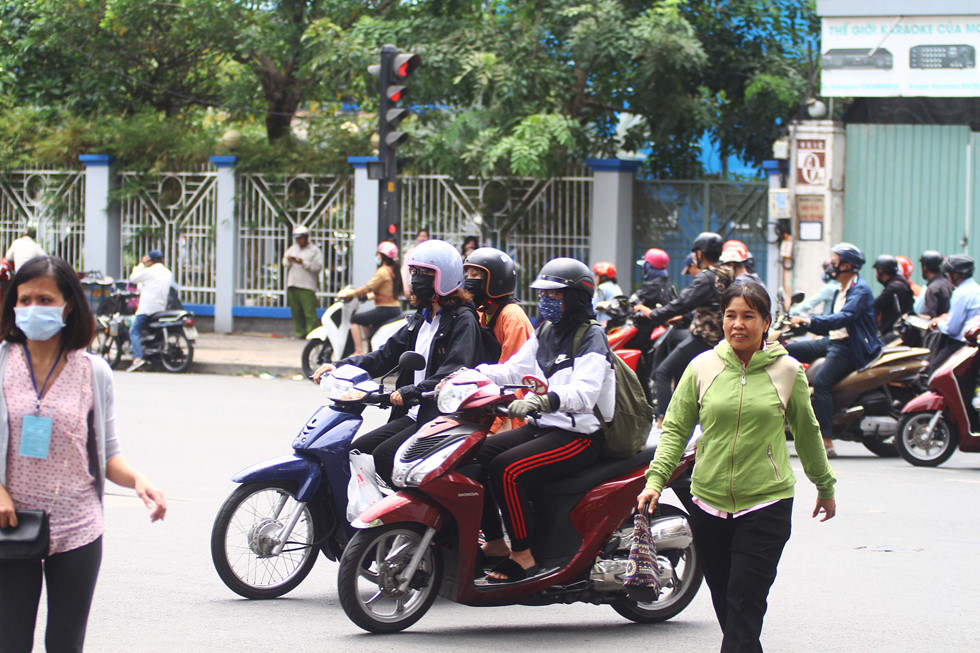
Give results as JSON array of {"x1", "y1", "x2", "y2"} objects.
[
  {"x1": 485, "y1": 558, "x2": 539, "y2": 583},
  {"x1": 825, "y1": 447, "x2": 838, "y2": 459},
  {"x1": 475, "y1": 549, "x2": 508, "y2": 570}
]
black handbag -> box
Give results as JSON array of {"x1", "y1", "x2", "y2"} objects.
[{"x1": 0, "y1": 510, "x2": 50, "y2": 560}]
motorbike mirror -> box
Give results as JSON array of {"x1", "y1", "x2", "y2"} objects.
[
  {"x1": 791, "y1": 291, "x2": 805, "y2": 305},
  {"x1": 521, "y1": 375, "x2": 549, "y2": 395},
  {"x1": 398, "y1": 351, "x2": 426, "y2": 372}
]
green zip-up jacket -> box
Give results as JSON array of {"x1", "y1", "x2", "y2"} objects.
[{"x1": 645, "y1": 340, "x2": 835, "y2": 513}]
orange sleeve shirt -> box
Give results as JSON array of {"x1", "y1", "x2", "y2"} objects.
[{"x1": 485, "y1": 302, "x2": 534, "y2": 432}]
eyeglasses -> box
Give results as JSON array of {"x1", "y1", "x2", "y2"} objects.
[{"x1": 537, "y1": 289, "x2": 564, "y2": 300}]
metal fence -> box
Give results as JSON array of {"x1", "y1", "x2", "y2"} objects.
[
  {"x1": 236, "y1": 173, "x2": 354, "y2": 306},
  {"x1": 0, "y1": 169, "x2": 85, "y2": 267},
  {"x1": 634, "y1": 180, "x2": 770, "y2": 289},
  {"x1": 400, "y1": 170, "x2": 593, "y2": 310}
]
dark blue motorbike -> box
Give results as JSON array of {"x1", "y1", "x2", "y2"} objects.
[{"x1": 210, "y1": 354, "x2": 422, "y2": 599}]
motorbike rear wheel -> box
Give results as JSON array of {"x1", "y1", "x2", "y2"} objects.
[
  {"x1": 301, "y1": 338, "x2": 332, "y2": 379},
  {"x1": 210, "y1": 481, "x2": 323, "y2": 599},
  {"x1": 611, "y1": 504, "x2": 703, "y2": 624},
  {"x1": 896, "y1": 412, "x2": 958, "y2": 466},
  {"x1": 861, "y1": 437, "x2": 899, "y2": 458},
  {"x1": 338, "y1": 523, "x2": 442, "y2": 633},
  {"x1": 160, "y1": 331, "x2": 193, "y2": 373}
]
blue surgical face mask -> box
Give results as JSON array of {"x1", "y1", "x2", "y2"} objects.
[
  {"x1": 15, "y1": 305, "x2": 66, "y2": 341},
  {"x1": 539, "y1": 296, "x2": 563, "y2": 324}
]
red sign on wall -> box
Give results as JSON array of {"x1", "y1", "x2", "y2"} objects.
[{"x1": 796, "y1": 139, "x2": 827, "y2": 187}]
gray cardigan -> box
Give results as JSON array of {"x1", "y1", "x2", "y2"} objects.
[{"x1": 0, "y1": 343, "x2": 121, "y2": 500}]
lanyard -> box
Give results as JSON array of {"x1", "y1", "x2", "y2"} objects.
[{"x1": 23, "y1": 344, "x2": 63, "y2": 415}]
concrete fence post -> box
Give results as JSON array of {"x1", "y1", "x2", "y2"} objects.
[
  {"x1": 211, "y1": 156, "x2": 238, "y2": 333},
  {"x1": 79, "y1": 154, "x2": 120, "y2": 278},
  {"x1": 349, "y1": 157, "x2": 380, "y2": 310},
  {"x1": 586, "y1": 158, "x2": 642, "y2": 287}
]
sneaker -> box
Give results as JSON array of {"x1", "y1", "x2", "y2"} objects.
[{"x1": 127, "y1": 358, "x2": 147, "y2": 372}]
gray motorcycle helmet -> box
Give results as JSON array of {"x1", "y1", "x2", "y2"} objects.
[{"x1": 406, "y1": 239, "x2": 464, "y2": 296}]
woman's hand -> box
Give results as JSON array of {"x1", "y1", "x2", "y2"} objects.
[
  {"x1": 390, "y1": 390, "x2": 403, "y2": 406},
  {"x1": 312, "y1": 363, "x2": 336, "y2": 383},
  {"x1": 0, "y1": 485, "x2": 17, "y2": 528},
  {"x1": 636, "y1": 488, "x2": 661, "y2": 515},
  {"x1": 813, "y1": 497, "x2": 836, "y2": 522},
  {"x1": 135, "y1": 477, "x2": 167, "y2": 522}
]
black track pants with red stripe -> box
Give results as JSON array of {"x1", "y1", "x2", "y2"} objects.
[{"x1": 477, "y1": 424, "x2": 601, "y2": 551}]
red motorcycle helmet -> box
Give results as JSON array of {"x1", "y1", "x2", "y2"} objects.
[
  {"x1": 896, "y1": 255, "x2": 914, "y2": 280},
  {"x1": 641, "y1": 248, "x2": 669, "y2": 269},
  {"x1": 592, "y1": 261, "x2": 617, "y2": 279}
]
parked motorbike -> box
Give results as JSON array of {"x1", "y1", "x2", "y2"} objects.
[
  {"x1": 336, "y1": 367, "x2": 702, "y2": 633},
  {"x1": 301, "y1": 291, "x2": 408, "y2": 378},
  {"x1": 90, "y1": 289, "x2": 197, "y2": 373},
  {"x1": 896, "y1": 324, "x2": 980, "y2": 466},
  {"x1": 210, "y1": 352, "x2": 426, "y2": 599}
]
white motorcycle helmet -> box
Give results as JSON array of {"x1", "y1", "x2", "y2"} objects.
[{"x1": 406, "y1": 239, "x2": 464, "y2": 296}]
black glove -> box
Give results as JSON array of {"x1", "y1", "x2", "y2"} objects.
[
  {"x1": 396, "y1": 385, "x2": 422, "y2": 406},
  {"x1": 508, "y1": 392, "x2": 557, "y2": 420}
]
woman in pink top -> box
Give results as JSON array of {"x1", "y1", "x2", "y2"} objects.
[{"x1": 0, "y1": 256, "x2": 166, "y2": 652}]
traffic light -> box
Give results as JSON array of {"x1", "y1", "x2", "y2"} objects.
[{"x1": 368, "y1": 44, "x2": 421, "y2": 242}]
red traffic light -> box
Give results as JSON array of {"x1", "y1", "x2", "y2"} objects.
[
  {"x1": 394, "y1": 53, "x2": 421, "y2": 79},
  {"x1": 388, "y1": 223, "x2": 398, "y2": 235}
]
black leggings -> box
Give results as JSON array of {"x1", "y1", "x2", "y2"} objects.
[
  {"x1": 477, "y1": 425, "x2": 601, "y2": 551},
  {"x1": 0, "y1": 536, "x2": 103, "y2": 653},
  {"x1": 351, "y1": 415, "x2": 419, "y2": 487},
  {"x1": 351, "y1": 305, "x2": 401, "y2": 329}
]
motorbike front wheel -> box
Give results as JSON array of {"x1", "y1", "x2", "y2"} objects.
[
  {"x1": 896, "y1": 412, "x2": 958, "y2": 466},
  {"x1": 337, "y1": 523, "x2": 442, "y2": 633},
  {"x1": 101, "y1": 335, "x2": 124, "y2": 369},
  {"x1": 160, "y1": 331, "x2": 193, "y2": 373},
  {"x1": 611, "y1": 504, "x2": 703, "y2": 624},
  {"x1": 210, "y1": 482, "x2": 323, "y2": 599},
  {"x1": 301, "y1": 338, "x2": 332, "y2": 378}
]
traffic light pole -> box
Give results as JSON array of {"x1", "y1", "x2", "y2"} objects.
[{"x1": 377, "y1": 45, "x2": 399, "y2": 244}]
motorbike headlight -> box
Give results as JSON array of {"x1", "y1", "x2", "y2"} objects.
[
  {"x1": 395, "y1": 439, "x2": 468, "y2": 488},
  {"x1": 321, "y1": 376, "x2": 354, "y2": 401},
  {"x1": 436, "y1": 381, "x2": 479, "y2": 414}
]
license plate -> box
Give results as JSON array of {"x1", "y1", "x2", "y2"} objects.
[{"x1": 184, "y1": 326, "x2": 199, "y2": 341}]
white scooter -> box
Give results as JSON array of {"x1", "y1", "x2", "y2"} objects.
[{"x1": 300, "y1": 291, "x2": 408, "y2": 377}]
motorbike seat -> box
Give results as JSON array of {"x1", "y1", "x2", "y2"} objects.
[
  {"x1": 148, "y1": 310, "x2": 186, "y2": 321},
  {"x1": 536, "y1": 446, "x2": 657, "y2": 497}
]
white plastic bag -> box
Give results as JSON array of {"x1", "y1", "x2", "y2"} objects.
[{"x1": 346, "y1": 450, "x2": 387, "y2": 522}]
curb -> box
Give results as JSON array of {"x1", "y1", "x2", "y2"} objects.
[{"x1": 190, "y1": 362, "x2": 304, "y2": 378}]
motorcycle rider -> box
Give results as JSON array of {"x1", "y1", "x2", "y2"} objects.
[
  {"x1": 788, "y1": 243, "x2": 883, "y2": 457},
  {"x1": 127, "y1": 249, "x2": 173, "y2": 372},
  {"x1": 591, "y1": 262, "x2": 624, "y2": 328},
  {"x1": 872, "y1": 254, "x2": 914, "y2": 338},
  {"x1": 914, "y1": 250, "x2": 953, "y2": 318},
  {"x1": 927, "y1": 254, "x2": 980, "y2": 373},
  {"x1": 897, "y1": 255, "x2": 922, "y2": 298},
  {"x1": 338, "y1": 241, "x2": 403, "y2": 356},
  {"x1": 634, "y1": 248, "x2": 677, "y2": 310},
  {"x1": 463, "y1": 247, "x2": 534, "y2": 431},
  {"x1": 311, "y1": 239, "x2": 485, "y2": 486},
  {"x1": 719, "y1": 241, "x2": 766, "y2": 288},
  {"x1": 474, "y1": 258, "x2": 615, "y2": 582},
  {"x1": 634, "y1": 232, "x2": 733, "y2": 429},
  {"x1": 790, "y1": 260, "x2": 837, "y2": 317}
]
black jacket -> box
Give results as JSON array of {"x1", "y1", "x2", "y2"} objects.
[
  {"x1": 339, "y1": 303, "x2": 483, "y2": 423},
  {"x1": 875, "y1": 276, "x2": 914, "y2": 336},
  {"x1": 635, "y1": 276, "x2": 677, "y2": 311},
  {"x1": 921, "y1": 274, "x2": 954, "y2": 318}
]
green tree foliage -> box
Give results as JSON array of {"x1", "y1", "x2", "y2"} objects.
[{"x1": 0, "y1": 0, "x2": 819, "y2": 178}]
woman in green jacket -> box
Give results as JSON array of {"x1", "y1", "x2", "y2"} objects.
[{"x1": 637, "y1": 280, "x2": 836, "y2": 652}]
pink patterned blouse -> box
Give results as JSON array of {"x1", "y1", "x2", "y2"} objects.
[{"x1": 4, "y1": 346, "x2": 104, "y2": 555}]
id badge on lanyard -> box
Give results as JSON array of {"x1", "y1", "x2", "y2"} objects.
[{"x1": 18, "y1": 344, "x2": 62, "y2": 460}]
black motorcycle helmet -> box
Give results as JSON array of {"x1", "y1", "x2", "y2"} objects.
[
  {"x1": 872, "y1": 254, "x2": 898, "y2": 277},
  {"x1": 691, "y1": 232, "x2": 724, "y2": 260},
  {"x1": 831, "y1": 242, "x2": 866, "y2": 270},
  {"x1": 942, "y1": 254, "x2": 975, "y2": 278},
  {"x1": 530, "y1": 258, "x2": 596, "y2": 298},
  {"x1": 463, "y1": 247, "x2": 518, "y2": 298},
  {"x1": 920, "y1": 250, "x2": 945, "y2": 274}
]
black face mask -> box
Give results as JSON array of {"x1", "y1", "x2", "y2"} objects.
[
  {"x1": 411, "y1": 274, "x2": 436, "y2": 304},
  {"x1": 464, "y1": 278, "x2": 487, "y2": 306}
]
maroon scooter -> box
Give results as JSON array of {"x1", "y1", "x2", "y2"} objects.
[
  {"x1": 335, "y1": 368, "x2": 701, "y2": 633},
  {"x1": 896, "y1": 325, "x2": 980, "y2": 466}
]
